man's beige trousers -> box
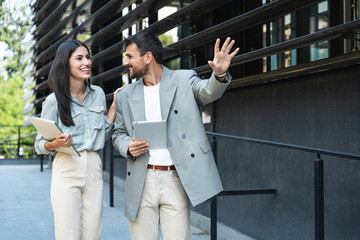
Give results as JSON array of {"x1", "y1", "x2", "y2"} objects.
[{"x1": 129, "y1": 169, "x2": 190, "y2": 240}]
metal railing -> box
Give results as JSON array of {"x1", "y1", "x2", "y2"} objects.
[
  {"x1": 0, "y1": 125, "x2": 37, "y2": 159},
  {"x1": 206, "y1": 131, "x2": 360, "y2": 240},
  {"x1": 106, "y1": 131, "x2": 360, "y2": 240}
]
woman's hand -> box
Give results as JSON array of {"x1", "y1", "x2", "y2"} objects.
[
  {"x1": 44, "y1": 133, "x2": 73, "y2": 151},
  {"x1": 112, "y1": 85, "x2": 126, "y2": 106},
  {"x1": 107, "y1": 85, "x2": 126, "y2": 122}
]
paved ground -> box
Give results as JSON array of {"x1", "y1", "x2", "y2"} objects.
[{"x1": 0, "y1": 164, "x2": 210, "y2": 240}]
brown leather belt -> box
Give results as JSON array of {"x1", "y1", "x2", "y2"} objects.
[{"x1": 147, "y1": 164, "x2": 176, "y2": 171}]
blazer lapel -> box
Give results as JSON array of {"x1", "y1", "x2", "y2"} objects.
[
  {"x1": 129, "y1": 80, "x2": 146, "y2": 122},
  {"x1": 160, "y1": 66, "x2": 177, "y2": 120}
]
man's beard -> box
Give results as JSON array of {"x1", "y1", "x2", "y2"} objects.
[{"x1": 129, "y1": 65, "x2": 148, "y2": 79}]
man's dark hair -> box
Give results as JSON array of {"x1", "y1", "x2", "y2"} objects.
[{"x1": 123, "y1": 32, "x2": 164, "y2": 64}]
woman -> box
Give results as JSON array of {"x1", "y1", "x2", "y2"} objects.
[{"x1": 34, "y1": 40, "x2": 123, "y2": 240}]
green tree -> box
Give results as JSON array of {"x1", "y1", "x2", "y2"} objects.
[
  {"x1": 159, "y1": 33, "x2": 180, "y2": 70},
  {"x1": 0, "y1": 1, "x2": 36, "y2": 158}
]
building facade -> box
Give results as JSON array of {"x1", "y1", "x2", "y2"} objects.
[{"x1": 28, "y1": 0, "x2": 360, "y2": 239}]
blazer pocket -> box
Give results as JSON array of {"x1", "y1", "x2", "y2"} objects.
[{"x1": 199, "y1": 140, "x2": 211, "y2": 154}]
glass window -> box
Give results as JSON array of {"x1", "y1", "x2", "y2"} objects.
[
  {"x1": 355, "y1": 0, "x2": 360, "y2": 51},
  {"x1": 284, "y1": 13, "x2": 297, "y2": 67},
  {"x1": 310, "y1": 1, "x2": 329, "y2": 61},
  {"x1": 262, "y1": 1, "x2": 329, "y2": 72},
  {"x1": 262, "y1": 20, "x2": 278, "y2": 72},
  {"x1": 158, "y1": 6, "x2": 178, "y2": 47},
  {"x1": 262, "y1": 0, "x2": 276, "y2": 5}
]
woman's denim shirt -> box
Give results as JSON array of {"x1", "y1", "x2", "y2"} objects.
[{"x1": 35, "y1": 84, "x2": 113, "y2": 155}]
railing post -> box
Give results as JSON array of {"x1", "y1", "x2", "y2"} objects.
[
  {"x1": 110, "y1": 142, "x2": 114, "y2": 207},
  {"x1": 211, "y1": 196, "x2": 218, "y2": 240},
  {"x1": 314, "y1": 154, "x2": 324, "y2": 240},
  {"x1": 210, "y1": 130, "x2": 218, "y2": 240},
  {"x1": 17, "y1": 126, "x2": 21, "y2": 157},
  {"x1": 40, "y1": 155, "x2": 44, "y2": 172},
  {"x1": 103, "y1": 141, "x2": 106, "y2": 171}
]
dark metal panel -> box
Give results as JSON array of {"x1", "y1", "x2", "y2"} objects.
[
  {"x1": 213, "y1": 65, "x2": 360, "y2": 240},
  {"x1": 35, "y1": 62, "x2": 51, "y2": 79},
  {"x1": 328, "y1": 0, "x2": 345, "y2": 57},
  {"x1": 162, "y1": 0, "x2": 321, "y2": 61},
  {"x1": 34, "y1": 0, "x2": 131, "y2": 65},
  {"x1": 91, "y1": 66, "x2": 128, "y2": 85},
  {"x1": 32, "y1": 0, "x2": 48, "y2": 10},
  {"x1": 34, "y1": 0, "x2": 94, "y2": 61},
  {"x1": 85, "y1": 0, "x2": 172, "y2": 48},
  {"x1": 34, "y1": 79, "x2": 49, "y2": 92},
  {"x1": 34, "y1": 0, "x2": 134, "y2": 89},
  {"x1": 32, "y1": 0, "x2": 61, "y2": 24},
  {"x1": 90, "y1": 0, "x2": 135, "y2": 32},
  {"x1": 91, "y1": 11, "x2": 360, "y2": 88},
  {"x1": 229, "y1": 51, "x2": 360, "y2": 88},
  {"x1": 193, "y1": 19, "x2": 360, "y2": 75},
  {"x1": 90, "y1": 0, "x2": 234, "y2": 67},
  {"x1": 34, "y1": 0, "x2": 130, "y2": 77},
  {"x1": 91, "y1": 0, "x2": 320, "y2": 68},
  {"x1": 34, "y1": 0, "x2": 73, "y2": 40},
  {"x1": 34, "y1": 95, "x2": 46, "y2": 105}
]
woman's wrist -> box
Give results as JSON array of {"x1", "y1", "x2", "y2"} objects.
[
  {"x1": 44, "y1": 141, "x2": 56, "y2": 151},
  {"x1": 107, "y1": 103, "x2": 117, "y2": 122}
]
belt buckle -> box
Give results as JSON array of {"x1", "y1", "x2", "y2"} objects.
[
  {"x1": 152, "y1": 165, "x2": 155, "y2": 170},
  {"x1": 167, "y1": 166, "x2": 170, "y2": 171}
]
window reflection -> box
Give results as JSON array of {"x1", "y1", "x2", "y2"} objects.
[
  {"x1": 310, "y1": 1, "x2": 328, "y2": 61},
  {"x1": 262, "y1": 0, "x2": 330, "y2": 72}
]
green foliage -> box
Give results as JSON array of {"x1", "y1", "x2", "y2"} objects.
[
  {"x1": 159, "y1": 34, "x2": 174, "y2": 47},
  {"x1": 158, "y1": 34, "x2": 180, "y2": 70},
  {"x1": 0, "y1": 1, "x2": 37, "y2": 158},
  {"x1": 78, "y1": 32, "x2": 92, "y2": 43},
  {"x1": 0, "y1": 75, "x2": 27, "y2": 125}
]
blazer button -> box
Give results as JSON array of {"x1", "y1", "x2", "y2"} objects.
[
  {"x1": 174, "y1": 110, "x2": 178, "y2": 114},
  {"x1": 191, "y1": 153, "x2": 195, "y2": 158},
  {"x1": 182, "y1": 134, "x2": 186, "y2": 139},
  {"x1": 128, "y1": 172, "x2": 131, "y2": 176}
]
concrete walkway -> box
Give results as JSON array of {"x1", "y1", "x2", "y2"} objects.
[{"x1": 0, "y1": 164, "x2": 210, "y2": 240}]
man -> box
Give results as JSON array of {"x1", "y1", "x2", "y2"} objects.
[{"x1": 112, "y1": 32, "x2": 239, "y2": 240}]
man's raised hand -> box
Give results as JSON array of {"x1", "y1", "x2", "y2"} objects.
[{"x1": 208, "y1": 37, "x2": 239, "y2": 76}]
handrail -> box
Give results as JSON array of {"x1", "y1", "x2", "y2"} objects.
[
  {"x1": 206, "y1": 131, "x2": 359, "y2": 240},
  {"x1": 0, "y1": 125, "x2": 36, "y2": 159},
  {"x1": 105, "y1": 130, "x2": 356, "y2": 240},
  {"x1": 163, "y1": 0, "x2": 319, "y2": 62},
  {"x1": 206, "y1": 131, "x2": 360, "y2": 161}
]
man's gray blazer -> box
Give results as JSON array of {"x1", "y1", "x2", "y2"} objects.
[{"x1": 112, "y1": 66, "x2": 230, "y2": 221}]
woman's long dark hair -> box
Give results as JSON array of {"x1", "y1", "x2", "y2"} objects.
[{"x1": 48, "y1": 40, "x2": 90, "y2": 126}]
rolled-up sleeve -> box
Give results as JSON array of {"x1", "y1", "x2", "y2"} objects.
[
  {"x1": 35, "y1": 136, "x2": 54, "y2": 155},
  {"x1": 34, "y1": 97, "x2": 57, "y2": 155},
  {"x1": 104, "y1": 116, "x2": 114, "y2": 141}
]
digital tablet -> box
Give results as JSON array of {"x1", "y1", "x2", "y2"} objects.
[
  {"x1": 133, "y1": 120, "x2": 167, "y2": 149},
  {"x1": 27, "y1": 115, "x2": 81, "y2": 157}
]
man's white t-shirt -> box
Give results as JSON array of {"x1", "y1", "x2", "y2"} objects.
[{"x1": 143, "y1": 83, "x2": 174, "y2": 166}]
